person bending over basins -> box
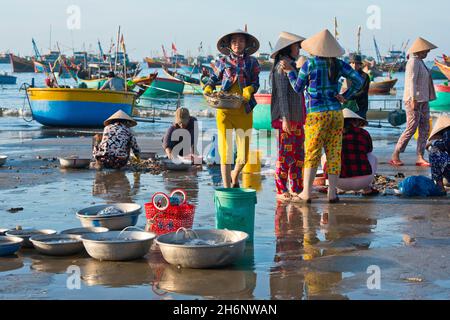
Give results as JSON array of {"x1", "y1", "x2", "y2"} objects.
[
  {"x1": 162, "y1": 107, "x2": 199, "y2": 161},
  {"x1": 93, "y1": 110, "x2": 140, "y2": 169},
  {"x1": 322, "y1": 108, "x2": 378, "y2": 195}
]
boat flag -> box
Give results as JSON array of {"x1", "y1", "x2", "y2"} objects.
[
  {"x1": 198, "y1": 41, "x2": 203, "y2": 53},
  {"x1": 172, "y1": 43, "x2": 178, "y2": 54},
  {"x1": 334, "y1": 17, "x2": 339, "y2": 40},
  {"x1": 120, "y1": 35, "x2": 126, "y2": 53}
]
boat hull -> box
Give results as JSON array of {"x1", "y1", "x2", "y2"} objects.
[
  {"x1": 78, "y1": 78, "x2": 108, "y2": 89},
  {"x1": 430, "y1": 84, "x2": 450, "y2": 112},
  {"x1": 141, "y1": 78, "x2": 185, "y2": 98},
  {"x1": 435, "y1": 60, "x2": 450, "y2": 81},
  {"x1": 27, "y1": 88, "x2": 135, "y2": 127},
  {"x1": 10, "y1": 54, "x2": 34, "y2": 73},
  {"x1": 369, "y1": 78, "x2": 398, "y2": 95},
  {"x1": 0, "y1": 74, "x2": 17, "y2": 85}
]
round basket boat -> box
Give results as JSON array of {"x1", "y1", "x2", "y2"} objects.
[
  {"x1": 29, "y1": 234, "x2": 84, "y2": 256},
  {"x1": 204, "y1": 93, "x2": 244, "y2": 110},
  {"x1": 5, "y1": 229, "x2": 57, "y2": 248},
  {"x1": 76, "y1": 203, "x2": 142, "y2": 230},
  {"x1": 156, "y1": 229, "x2": 248, "y2": 269},
  {"x1": 81, "y1": 231, "x2": 156, "y2": 261}
]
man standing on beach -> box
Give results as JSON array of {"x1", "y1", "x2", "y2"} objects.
[{"x1": 391, "y1": 37, "x2": 438, "y2": 167}]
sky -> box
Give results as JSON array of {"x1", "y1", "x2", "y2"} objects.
[{"x1": 1, "y1": 0, "x2": 449, "y2": 60}]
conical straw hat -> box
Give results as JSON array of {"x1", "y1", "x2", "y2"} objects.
[
  {"x1": 104, "y1": 110, "x2": 137, "y2": 127},
  {"x1": 428, "y1": 115, "x2": 450, "y2": 140},
  {"x1": 408, "y1": 37, "x2": 438, "y2": 54},
  {"x1": 270, "y1": 31, "x2": 306, "y2": 59},
  {"x1": 301, "y1": 29, "x2": 345, "y2": 57},
  {"x1": 217, "y1": 29, "x2": 260, "y2": 56},
  {"x1": 342, "y1": 108, "x2": 368, "y2": 126}
]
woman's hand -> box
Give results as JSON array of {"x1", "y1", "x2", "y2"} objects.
[
  {"x1": 282, "y1": 118, "x2": 292, "y2": 134},
  {"x1": 280, "y1": 58, "x2": 295, "y2": 73},
  {"x1": 335, "y1": 94, "x2": 347, "y2": 104}
]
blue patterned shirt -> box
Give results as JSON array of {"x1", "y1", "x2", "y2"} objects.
[
  {"x1": 287, "y1": 57, "x2": 363, "y2": 114},
  {"x1": 206, "y1": 53, "x2": 260, "y2": 113}
]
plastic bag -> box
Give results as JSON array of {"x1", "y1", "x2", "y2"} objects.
[
  {"x1": 205, "y1": 134, "x2": 221, "y2": 165},
  {"x1": 398, "y1": 175, "x2": 443, "y2": 197}
]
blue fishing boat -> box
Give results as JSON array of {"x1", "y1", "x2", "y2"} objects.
[
  {"x1": 0, "y1": 73, "x2": 17, "y2": 85},
  {"x1": 26, "y1": 88, "x2": 136, "y2": 127}
]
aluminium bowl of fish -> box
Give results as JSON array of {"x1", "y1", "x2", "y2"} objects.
[
  {"x1": 0, "y1": 236, "x2": 24, "y2": 256},
  {"x1": 76, "y1": 203, "x2": 142, "y2": 230},
  {"x1": 81, "y1": 231, "x2": 156, "y2": 261},
  {"x1": 161, "y1": 157, "x2": 192, "y2": 171},
  {"x1": 5, "y1": 229, "x2": 57, "y2": 248},
  {"x1": 29, "y1": 234, "x2": 84, "y2": 256},
  {"x1": 60, "y1": 227, "x2": 109, "y2": 236},
  {"x1": 155, "y1": 229, "x2": 248, "y2": 269},
  {"x1": 59, "y1": 156, "x2": 91, "y2": 169}
]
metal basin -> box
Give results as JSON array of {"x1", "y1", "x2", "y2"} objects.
[
  {"x1": 76, "y1": 203, "x2": 142, "y2": 230},
  {"x1": 162, "y1": 158, "x2": 191, "y2": 171},
  {"x1": 156, "y1": 229, "x2": 248, "y2": 269},
  {"x1": 81, "y1": 231, "x2": 156, "y2": 261},
  {"x1": 0, "y1": 236, "x2": 24, "y2": 256},
  {"x1": 5, "y1": 229, "x2": 57, "y2": 248},
  {"x1": 0, "y1": 155, "x2": 7, "y2": 166},
  {"x1": 29, "y1": 234, "x2": 84, "y2": 256},
  {"x1": 59, "y1": 157, "x2": 91, "y2": 169},
  {"x1": 60, "y1": 227, "x2": 109, "y2": 236},
  {"x1": 140, "y1": 152, "x2": 157, "y2": 160}
]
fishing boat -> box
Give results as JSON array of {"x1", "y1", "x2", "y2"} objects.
[
  {"x1": 26, "y1": 88, "x2": 136, "y2": 127},
  {"x1": 430, "y1": 65, "x2": 447, "y2": 80},
  {"x1": 0, "y1": 53, "x2": 10, "y2": 64},
  {"x1": 430, "y1": 84, "x2": 450, "y2": 113},
  {"x1": 131, "y1": 73, "x2": 158, "y2": 86},
  {"x1": 435, "y1": 60, "x2": 450, "y2": 81},
  {"x1": 369, "y1": 78, "x2": 398, "y2": 95},
  {"x1": 9, "y1": 54, "x2": 34, "y2": 73},
  {"x1": 140, "y1": 77, "x2": 185, "y2": 98},
  {"x1": 0, "y1": 73, "x2": 17, "y2": 85},
  {"x1": 162, "y1": 67, "x2": 203, "y2": 95}
]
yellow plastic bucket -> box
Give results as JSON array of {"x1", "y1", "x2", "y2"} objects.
[{"x1": 414, "y1": 118, "x2": 432, "y2": 140}]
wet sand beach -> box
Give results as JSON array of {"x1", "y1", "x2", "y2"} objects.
[{"x1": 1, "y1": 117, "x2": 449, "y2": 300}]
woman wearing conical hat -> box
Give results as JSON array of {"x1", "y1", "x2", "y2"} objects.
[
  {"x1": 270, "y1": 31, "x2": 306, "y2": 201},
  {"x1": 203, "y1": 29, "x2": 261, "y2": 188},
  {"x1": 426, "y1": 115, "x2": 450, "y2": 195},
  {"x1": 391, "y1": 37, "x2": 438, "y2": 167},
  {"x1": 93, "y1": 110, "x2": 141, "y2": 169},
  {"x1": 280, "y1": 29, "x2": 364, "y2": 203}
]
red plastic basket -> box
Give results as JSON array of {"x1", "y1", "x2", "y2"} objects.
[{"x1": 145, "y1": 202, "x2": 195, "y2": 235}]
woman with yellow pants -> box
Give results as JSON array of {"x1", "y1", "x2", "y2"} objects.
[
  {"x1": 204, "y1": 29, "x2": 261, "y2": 188},
  {"x1": 281, "y1": 29, "x2": 363, "y2": 202}
]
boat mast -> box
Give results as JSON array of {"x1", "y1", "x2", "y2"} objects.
[
  {"x1": 114, "y1": 26, "x2": 121, "y2": 72},
  {"x1": 357, "y1": 25, "x2": 362, "y2": 54}
]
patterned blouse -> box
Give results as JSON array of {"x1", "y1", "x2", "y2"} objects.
[{"x1": 93, "y1": 122, "x2": 140, "y2": 159}]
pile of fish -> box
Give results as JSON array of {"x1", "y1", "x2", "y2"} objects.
[
  {"x1": 97, "y1": 206, "x2": 125, "y2": 216},
  {"x1": 373, "y1": 174, "x2": 402, "y2": 195},
  {"x1": 127, "y1": 158, "x2": 165, "y2": 174}
]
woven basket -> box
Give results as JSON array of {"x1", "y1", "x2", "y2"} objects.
[{"x1": 204, "y1": 93, "x2": 244, "y2": 110}]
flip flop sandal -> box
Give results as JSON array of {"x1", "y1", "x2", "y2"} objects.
[
  {"x1": 389, "y1": 160, "x2": 404, "y2": 166},
  {"x1": 415, "y1": 162, "x2": 431, "y2": 167}
]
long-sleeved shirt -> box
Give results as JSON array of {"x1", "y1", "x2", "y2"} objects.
[
  {"x1": 205, "y1": 53, "x2": 260, "y2": 113},
  {"x1": 340, "y1": 126, "x2": 373, "y2": 178},
  {"x1": 287, "y1": 56, "x2": 363, "y2": 114},
  {"x1": 162, "y1": 117, "x2": 198, "y2": 156},
  {"x1": 352, "y1": 70, "x2": 370, "y2": 112},
  {"x1": 93, "y1": 122, "x2": 140, "y2": 159},
  {"x1": 271, "y1": 58, "x2": 305, "y2": 124},
  {"x1": 403, "y1": 55, "x2": 436, "y2": 102}
]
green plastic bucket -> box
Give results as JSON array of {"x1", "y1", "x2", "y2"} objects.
[{"x1": 214, "y1": 188, "x2": 257, "y2": 240}]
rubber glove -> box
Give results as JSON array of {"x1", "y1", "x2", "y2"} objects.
[
  {"x1": 131, "y1": 154, "x2": 141, "y2": 163},
  {"x1": 203, "y1": 85, "x2": 213, "y2": 95},
  {"x1": 242, "y1": 86, "x2": 255, "y2": 102}
]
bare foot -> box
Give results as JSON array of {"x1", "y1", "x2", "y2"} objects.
[{"x1": 276, "y1": 192, "x2": 291, "y2": 201}]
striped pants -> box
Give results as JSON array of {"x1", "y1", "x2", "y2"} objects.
[{"x1": 395, "y1": 101, "x2": 430, "y2": 156}]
